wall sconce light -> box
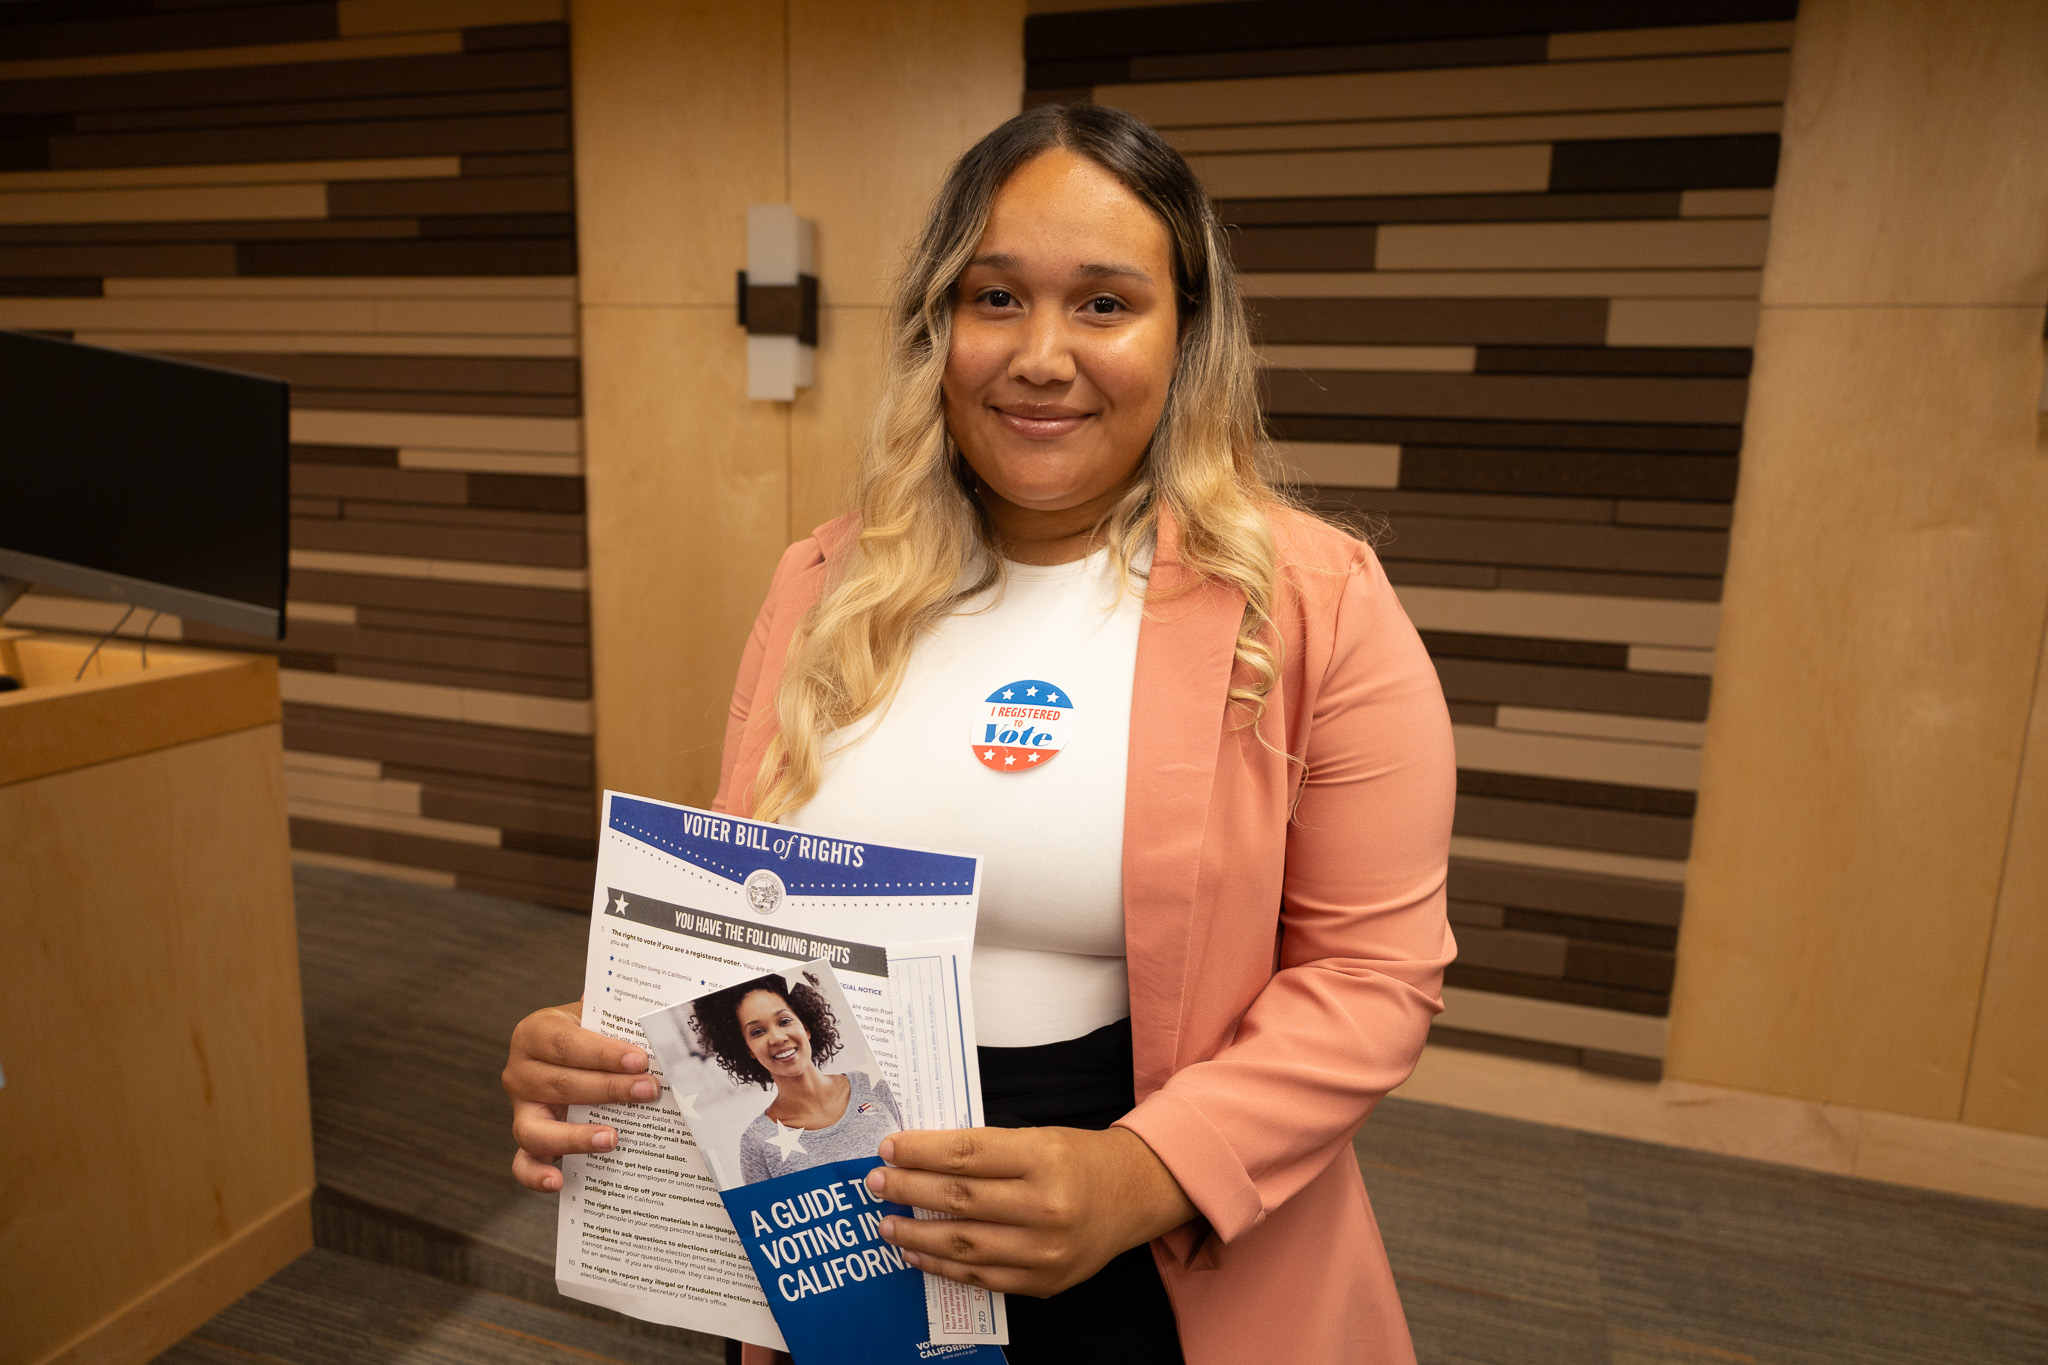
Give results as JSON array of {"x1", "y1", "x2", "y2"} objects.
[{"x1": 737, "y1": 205, "x2": 818, "y2": 401}]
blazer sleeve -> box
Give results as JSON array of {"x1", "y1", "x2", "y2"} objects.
[
  {"x1": 1117, "y1": 550, "x2": 1457, "y2": 1251},
  {"x1": 712, "y1": 538, "x2": 823, "y2": 814}
]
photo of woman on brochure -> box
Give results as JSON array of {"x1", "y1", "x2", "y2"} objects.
[{"x1": 641, "y1": 963, "x2": 903, "y2": 1188}]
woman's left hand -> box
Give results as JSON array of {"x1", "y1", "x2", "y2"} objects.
[{"x1": 866, "y1": 1125, "x2": 1196, "y2": 1297}]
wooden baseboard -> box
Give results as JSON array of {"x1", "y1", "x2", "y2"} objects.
[
  {"x1": 1396, "y1": 1045, "x2": 2048, "y2": 1210},
  {"x1": 33, "y1": 1189, "x2": 312, "y2": 1365}
]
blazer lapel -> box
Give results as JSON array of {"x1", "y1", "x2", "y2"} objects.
[
  {"x1": 727, "y1": 517, "x2": 856, "y2": 816},
  {"x1": 1123, "y1": 504, "x2": 1245, "y2": 1097}
]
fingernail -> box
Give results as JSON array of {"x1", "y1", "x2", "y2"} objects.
[
  {"x1": 901, "y1": 1250, "x2": 922, "y2": 1268},
  {"x1": 865, "y1": 1168, "x2": 885, "y2": 1194},
  {"x1": 879, "y1": 1137, "x2": 894, "y2": 1162},
  {"x1": 879, "y1": 1216, "x2": 897, "y2": 1241},
  {"x1": 545, "y1": 1172, "x2": 562, "y2": 1191},
  {"x1": 630, "y1": 1079, "x2": 658, "y2": 1101},
  {"x1": 593, "y1": 1129, "x2": 616, "y2": 1151},
  {"x1": 622, "y1": 1050, "x2": 647, "y2": 1072}
]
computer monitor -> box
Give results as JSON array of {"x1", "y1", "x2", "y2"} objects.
[{"x1": 0, "y1": 331, "x2": 290, "y2": 639}]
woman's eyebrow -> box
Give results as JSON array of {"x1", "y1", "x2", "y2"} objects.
[{"x1": 965, "y1": 252, "x2": 1151, "y2": 284}]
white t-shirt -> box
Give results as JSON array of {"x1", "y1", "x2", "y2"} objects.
[{"x1": 787, "y1": 547, "x2": 1145, "y2": 1047}]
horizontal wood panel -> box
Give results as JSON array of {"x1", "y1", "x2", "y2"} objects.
[
  {"x1": 1173, "y1": 104, "x2": 1781, "y2": 155},
  {"x1": 1265, "y1": 369, "x2": 1750, "y2": 425}
]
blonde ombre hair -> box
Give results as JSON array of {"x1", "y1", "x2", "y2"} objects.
[{"x1": 753, "y1": 104, "x2": 1287, "y2": 821}]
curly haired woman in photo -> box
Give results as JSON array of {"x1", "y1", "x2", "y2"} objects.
[{"x1": 691, "y1": 971, "x2": 905, "y2": 1184}]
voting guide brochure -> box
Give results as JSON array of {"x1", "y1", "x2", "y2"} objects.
[{"x1": 554, "y1": 791, "x2": 1009, "y2": 1362}]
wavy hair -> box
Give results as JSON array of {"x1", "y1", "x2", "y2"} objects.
[
  {"x1": 689, "y1": 972, "x2": 843, "y2": 1089},
  {"x1": 753, "y1": 103, "x2": 1287, "y2": 821}
]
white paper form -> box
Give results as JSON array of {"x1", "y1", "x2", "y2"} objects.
[
  {"x1": 554, "y1": 791, "x2": 1006, "y2": 1351},
  {"x1": 888, "y1": 942, "x2": 1007, "y2": 1345}
]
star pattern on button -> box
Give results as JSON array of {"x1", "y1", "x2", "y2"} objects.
[
  {"x1": 1046, "y1": 692, "x2": 1060, "y2": 703},
  {"x1": 1004, "y1": 754, "x2": 1016, "y2": 765},
  {"x1": 983, "y1": 748, "x2": 996, "y2": 759},
  {"x1": 1027, "y1": 753, "x2": 1041, "y2": 763},
  {"x1": 1001, "y1": 689, "x2": 1014, "y2": 699},
  {"x1": 1025, "y1": 686, "x2": 1038, "y2": 696},
  {"x1": 767, "y1": 1122, "x2": 808, "y2": 1161}
]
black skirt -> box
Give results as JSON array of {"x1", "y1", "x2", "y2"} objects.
[{"x1": 978, "y1": 1017, "x2": 1185, "y2": 1365}]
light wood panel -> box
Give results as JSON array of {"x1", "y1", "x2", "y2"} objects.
[
  {"x1": 791, "y1": 304, "x2": 885, "y2": 539},
  {"x1": 789, "y1": 0, "x2": 1022, "y2": 308},
  {"x1": 1964, "y1": 611, "x2": 2048, "y2": 1137},
  {"x1": 1761, "y1": 0, "x2": 2048, "y2": 306},
  {"x1": 579, "y1": 306, "x2": 789, "y2": 804},
  {"x1": 1670, "y1": 307, "x2": 2048, "y2": 1118},
  {"x1": 570, "y1": 1, "x2": 787, "y2": 309},
  {"x1": 1, "y1": 721, "x2": 310, "y2": 1365}
]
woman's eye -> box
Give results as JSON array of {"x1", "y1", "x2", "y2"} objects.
[
  {"x1": 982, "y1": 288, "x2": 1014, "y2": 309},
  {"x1": 1086, "y1": 296, "x2": 1122, "y2": 315}
]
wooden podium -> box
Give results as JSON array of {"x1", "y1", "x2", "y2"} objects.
[{"x1": 0, "y1": 630, "x2": 313, "y2": 1365}]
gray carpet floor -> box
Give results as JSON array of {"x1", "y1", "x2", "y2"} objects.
[{"x1": 157, "y1": 867, "x2": 2047, "y2": 1364}]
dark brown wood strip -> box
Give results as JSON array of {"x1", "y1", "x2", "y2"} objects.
[
  {"x1": 1453, "y1": 792, "x2": 1693, "y2": 859},
  {"x1": 48, "y1": 112, "x2": 570, "y2": 169},
  {"x1": 1024, "y1": 1, "x2": 1798, "y2": 62},
  {"x1": 462, "y1": 151, "x2": 573, "y2": 176},
  {"x1": 1333, "y1": 504, "x2": 1730, "y2": 575},
  {"x1": 1443, "y1": 962, "x2": 1668, "y2": 1015},
  {"x1": 188, "y1": 617, "x2": 589, "y2": 681},
  {"x1": 336, "y1": 656, "x2": 591, "y2": 700},
  {"x1": 240, "y1": 237, "x2": 576, "y2": 276},
  {"x1": 462, "y1": 21, "x2": 569, "y2": 53},
  {"x1": 70, "y1": 86, "x2": 566, "y2": 134},
  {"x1": 1397, "y1": 447, "x2": 1739, "y2": 500},
  {"x1": 1235, "y1": 224, "x2": 1373, "y2": 271},
  {"x1": 1434, "y1": 656, "x2": 1713, "y2": 719},
  {"x1": 1476, "y1": 346, "x2": 1752, "y2": 377},
  {"x1": 1340, "y1": 487, "x2": 1619, "y2": 524},
  {"x1": 292, "y1": 496, "x2": 342, "y2": 518},
  {"x1": 290, "y1": 517, "x2": 585, "y2": 568},
  {"x1": 291, "y1": 443, "x2": 400, "y2": 467},
  {"x1": 466, "y1": 473, "x2": 583, "y2": 513},
  {"x1": 283, "y1": 703, "x2": 593, "y2": 784},
  {"x1": 418, "y1": 790, "x2": 595, "y2": 842},
  {"x1": 0, "y1": 49, "x2": 568, "y2": 119},
  {"x1": 0, "y1": 2, "x2": 336, "y2": 62},
  {"x1": 354, "y1": 608, "x2": 586, "y2": 646},
  {"x1": 286, "y1": 465, "x2": 468, "y2": 504},
  {"x1": 1272, "y1": 413, "x2": 1743, "y2": 452},
  {"x1": 1563, "y1": 939, "x2": 1676, "y2": 992},
  {"x1": 0, "y1": 241, "x2": 235, "y2": 275},
  {"x1": 1266, "y1": 370, "x2": 1752, "y2": 426},
  {"x1": 285, "y1": 570, "x2": 586, "y2": 623},
  {"x1": 1220, "y1": 190, "x2": 1682, "y2": 227},
  {"x1": 328, "y1": 174, "x2": 573, "y2": 219},
  {"x1": 418, "y1": 212, "x2": 576, "y2": 239},
  {"x1": 1449, "y1": 923, "x2": 1569, "y2": 977},
  {"x1": 1254, "y1": 296, "x2": 1609, "y2": 346},
  {"x1": 0, "y1": 218, "x2": 420, "y2": 245},
  {"x1": 1385, "y1": 561, "x2": 1498, "y2": 589},
  {"x1": 1496, "y1": 566, "x2": 1723, "y2": 599},
  {"x1": 293, "y1": 388, "x2": 581, "y2": 417},
  {"x1": 1449, "y1": 855, "x2": 1684, "y2": 929},
  {"x1": 1421, "y1": 631, "x2": 1629, "y2": 669},
  {"x1": 0, "y1": 275, "x2": 99, "y2": 295},
  {"x1": 1550, "y1": 134, "x2": 1782, "y2": 192},
  {"x1": 1501, "y1": 907, "x2": 1678, "y2": 951},
  {"x1": 1128, "y1": 32, "x2": 1545, "y2": 81},
  {"x1": 181, "y1": 353, "x2": 579, "y2": 396},
  {"x1": 1458, "y1": 769, "x2": 1695, "y2": 817},
  {"x1": 341, "y1": 504, "x2": 583, "y2": 534}
]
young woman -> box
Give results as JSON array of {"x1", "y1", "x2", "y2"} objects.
[
  {"x1": 504, "y1": 103, "x2": 1456, "y2": 1365},
  {"x1": 688, "y1": 972, "x2": 904, "y2": 1185}
]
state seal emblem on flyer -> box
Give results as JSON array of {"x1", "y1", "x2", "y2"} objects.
[
  {"x1": 969, "y1": 678, "x2": 1075, "y2": 773},
  {"x1": 742, "y1": 867, "x2": 785, "y2": 915}
]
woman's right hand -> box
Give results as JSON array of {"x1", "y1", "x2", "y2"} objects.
[{"x1": 503, "y1": 998, "x2": 661, "y2": 1191}]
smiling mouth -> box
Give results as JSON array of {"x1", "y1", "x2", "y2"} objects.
[
  {"x1": 770, "y1": 1044, "x2": 800, "y2": 1063},
  {"x1": 993, "y1": 404, "x2": 1092, "y2": 439}
]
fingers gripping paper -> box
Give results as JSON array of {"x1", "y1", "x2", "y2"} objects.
[{"x1": 553, "y1": 792, "x2": 1008, "y2": 1360}]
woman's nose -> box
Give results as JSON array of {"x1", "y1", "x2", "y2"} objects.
[{"x1": 1009, "y1": 311, "x2": 1076, "y2": 386}]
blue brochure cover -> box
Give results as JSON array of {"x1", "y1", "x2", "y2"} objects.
[{"x1": 721, "y1": 1156, "x2": 1003, "y2": 1364}]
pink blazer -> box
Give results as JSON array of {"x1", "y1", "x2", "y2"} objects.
[{"x1": 716, "y1": 504, "x2": 1456, "y2": 1364}]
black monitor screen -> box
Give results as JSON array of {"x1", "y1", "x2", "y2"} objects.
[{"x1": 0, "y1": 331, "x2": 289, "y2": 637}]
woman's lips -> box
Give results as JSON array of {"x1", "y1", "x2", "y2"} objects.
[
  {"x1": 770, "y1": 1044, "x2": 800, "y2": 1062},
  {"x1": 994, "y1": 405, "x2": 1091, "y2": 439}
]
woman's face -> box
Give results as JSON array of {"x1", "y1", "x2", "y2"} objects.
[
  {"x1": 736, "y1": 989, "x2": 812, "y2": 1082},
  {"x1": 943, "y1": 147, "x2": 1181, "y2": 527}
]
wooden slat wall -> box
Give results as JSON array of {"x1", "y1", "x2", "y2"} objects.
[
  {"x1": 0, "y1": 0, "x2": 595, "y2": 908},
  {"x1": 1028, "y1": 0, "x2": 1799, "y2": 1075}
]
